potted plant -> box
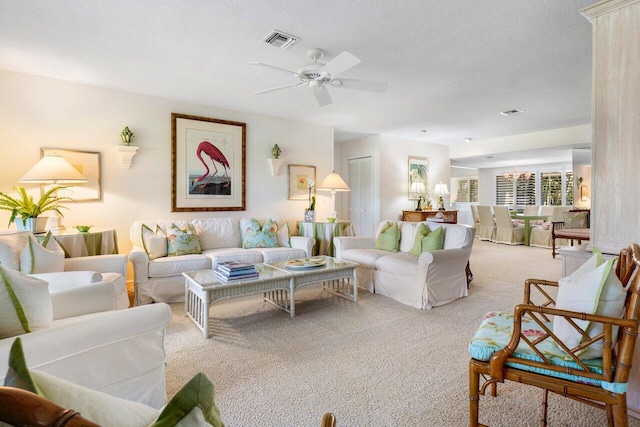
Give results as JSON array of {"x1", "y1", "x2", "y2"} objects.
[{"x1": 0, "y1": 185, "x2": 74, "y2": 233}]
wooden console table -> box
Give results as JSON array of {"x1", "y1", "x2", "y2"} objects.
[{"x1": 402, "y1": 210, "x2": 458, "y2": 223}]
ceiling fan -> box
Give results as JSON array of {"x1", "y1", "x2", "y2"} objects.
[{"x1": 249, "y1": 48, "x2": 387, "y2": 107}]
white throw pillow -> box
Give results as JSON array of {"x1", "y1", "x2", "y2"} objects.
[
  {"x1": 0, "y1": 231, "x2": 30, "y2": 270},
  {"x1": 19, "y1": 232, "x2": 65, "y2": 274},
  {"x1": 141, "y1": 224, "x2": 168, "y2": 260},
  {"x1": 276, "y1": 222, "x2": 291, "y2": 248},
  {"x1": 553, "y1": 251, "x2": 625, "y2": 359},
  {"x1": 0, "y1": 265, "x2": 52, "y2": 339}
]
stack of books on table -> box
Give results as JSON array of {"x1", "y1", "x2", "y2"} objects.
[{"x1": 214, "y1": 261, "x2": 259, "y2": 283}]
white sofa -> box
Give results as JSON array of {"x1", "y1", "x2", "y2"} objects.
[
  {"x1": 334, "y1": 221, "x2": 475, "y2": 309},
  {"x1": 129, "y1": 216, "x2": 315, "y2": 305},
  {"x1": 0, "y1": 230, "x2": 129, "y2": 310}
]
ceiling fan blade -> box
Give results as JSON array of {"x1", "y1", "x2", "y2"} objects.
[
  {"x1": 255, "y1": 82, "x2": 304, "y2": 95},
  {"x1": 332, "y1": 78, "x2": 387, "y2": 93},
  {"x1": 313, "y1": 85, "x2": 332, "y2": 107},
  {"x1": 319, "y1": 51, "x2": 361, "y2": 77},
  {"x1": 249, "y1": 62, "x2": 299, "y2": 76}
]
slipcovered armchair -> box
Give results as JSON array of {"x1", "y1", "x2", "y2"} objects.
[
  {"x1": 469, "y1": 244, "x2": 640, "y2": 426},
  {"x1": 529, "y1": 206, "x2": 571, "y2": 249}
]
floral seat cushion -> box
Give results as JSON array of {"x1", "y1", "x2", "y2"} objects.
[{"x1": 469, "y1": 311, "x2": 605, "y2": 387}]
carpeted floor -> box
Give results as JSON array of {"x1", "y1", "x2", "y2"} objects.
[{"x1": 164, "y1": 241, "x2": 640, "y2": 426}]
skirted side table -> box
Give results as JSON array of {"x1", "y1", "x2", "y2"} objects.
[
  {"x1": 296, "y1": 221, "x2": 355, "y2": 257},
  {"x1": 37, "y1": 227, "x2": 118, "y2": 258}
]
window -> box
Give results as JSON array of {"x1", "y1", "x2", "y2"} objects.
[
  {"x1": 515, "y1": 174, "x2": 536, "y2": 206},
  {"x1": 496, "y1": 175, "x2": 514, "y2": 205},
  {"x1": 565, "y1": 171, "x2": 574, "y2": 205},
  {"x1": 540, "y1": 172, "x2": 563, "y2": 205},
  {"x1": 456, "y1": 178, "x2": 478, "y2": 203}
]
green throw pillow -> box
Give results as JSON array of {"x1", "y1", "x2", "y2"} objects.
[
  {"x1": 563, "y1": 211, "x2": 589, "y2": 228},
  {"x1": 4, "y1": 337, "x2": 43, "y2": 395},
  {"x1": 409, "y1": 223, "x2": 431, "y2": 257},
  {"x1": 242, "y1": 218, "x2": 278, "y2": 249},
  {"x1": 375, "y1": 222, "x2": 400, "y2": 252},
  {"x1": 421, "y1": 226, "x2": 445, "y2": 252},
  {"x1": 167, "y1": 223, "x2": 201, "y2": 257}
]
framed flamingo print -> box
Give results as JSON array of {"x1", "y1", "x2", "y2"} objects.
[{"x1": 171, "y1": 113, "x2": 246, "y2": 211}]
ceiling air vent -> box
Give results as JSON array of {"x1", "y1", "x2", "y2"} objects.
[
  {"x1": 500, "y1": 108, "x2": 524, "y2": 116},
  {"x1": 263, "y1": 30, "x2": 300, "y2": 49}
]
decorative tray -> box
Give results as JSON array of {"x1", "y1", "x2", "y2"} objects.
[{"x1": 284, "y1": 258, "x2": 326, "y2": 269}]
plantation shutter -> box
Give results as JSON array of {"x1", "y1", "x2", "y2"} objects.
[
  {"x1": 515, "y1": 174, "x2": 536, "y2": 206},
  {"x1": 496, "y1": 175, "x2": 514, "y2": 205},
  {"x1": 540, "y1": 172, "x2": 563, "y2": 205},
  {"x1": 565, "y1": 171, "x2": 574, "y2": 205}
]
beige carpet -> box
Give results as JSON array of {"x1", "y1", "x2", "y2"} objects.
[{"x1": 164, "y1": 241, "x2": 640, "y2": 426}]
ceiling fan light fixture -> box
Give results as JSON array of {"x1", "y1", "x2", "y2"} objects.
[{"x1": 331, "y1": 80, "x2": 343, "y2": 87}]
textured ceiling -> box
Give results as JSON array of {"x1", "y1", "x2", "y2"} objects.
[{"x1": 0, "y1": 0, "x2": 594, "y2": 162}]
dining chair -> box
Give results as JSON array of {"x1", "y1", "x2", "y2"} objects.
[
  {"x1": 469, "y1": 244, "x2": 640, "y2": 427},
  {"x1": 523, "y1": 205, "x2": 540, "y2": 216},
  {"x1": 539, "y1": 205, "x2": 554, "y2": 218},
  {"x1": 476, "y1": 205, "x2": 496, "y2": 241},
  {"x1": 529, "y1": 206, "x2": 570, "y2": 249},
  {"x1": 492, "y1": 206, "x2": 524, "y2": 245},
  {"x1": 470, "y1": 205, "x2": 481, "y2": 234}
]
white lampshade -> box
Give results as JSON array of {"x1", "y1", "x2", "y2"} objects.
[
  {"x1": 19, "y1": 154, "x2": 88, "y2": 184},
  {"x1": 434, "y1": 183, "x2": 449, "y2": 196},
  {"x1": 409, "y1": 181, "x2": 426, "y2": 195},
  {"x1": 318, "y1": 171, "x2": 350, "y2": 193}
]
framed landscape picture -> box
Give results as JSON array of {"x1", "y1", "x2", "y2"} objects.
[
  {"x1": 41, "y1": 148, "x2": 101, "y2": 202},
  {"x1": 171, "y1": 113, "x2": 246, "y2": 211},
  {"x1": 288, "y1": 164, "x2": 316, "y2": 200}
]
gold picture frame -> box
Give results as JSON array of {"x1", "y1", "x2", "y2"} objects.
[
  {"x1": 171, "y1": 113, "x2": 246, "y2": 212},
  {"x1": 41, "y1": 148, "x2": 101, "y2": 202},
  {"x1": 288, "y1": 164, "x2": 316, "y2": 200}
]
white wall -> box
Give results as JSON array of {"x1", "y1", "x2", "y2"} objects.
[
  {"x1": 0, "y1": 70, "x2": 335, "y2": 255},
  {"x1": 340, "y1": 134, "x2": 450, "y2": 224}
]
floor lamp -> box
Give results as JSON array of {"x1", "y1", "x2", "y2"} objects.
[
  {"x1": 318, "y1": 171, "x2": 350, "y2": 220},
  {"x1": 19, "y1": 154, "x2": 88, "y2": 230}
]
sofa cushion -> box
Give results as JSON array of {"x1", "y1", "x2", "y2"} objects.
[
  {"x1": 276, "y1": 222, "x2": 291, "y2": 248},
  {"x1": 141, "y1": 225, "x2": 167, "y2": 260},
  {"x1": 193, "y1": 217, "x2": 241, "y2": 250},
  {"x1": 408, "y1": 223, "x2": 430, "y2": 257},
  {"x1": 399, "y1": 222, "x2": 420, "y2": 253},
  {"x1": 0, "y1": 265, "x2": 52, "y2": 339},
  {"x1": 375, "y1": 252, "x2": 418, "y2": 277},
  {"x1": 375, "y1": 222, "x2": 400, "y2": 252},
  {"x1": 148, "y1": 255, "x2": 211, "y2": 278},
  {"x1": 19, "y1": 232, "x2": 65, "y2": 274},
  {"x1": 340, "y1": 249, "x2": 389, "y2": 269},
  {"x1": 563, "y1": 211, "x2": 589, "y2": 229},
  {"x1": 167, "y1": 223, "x2": 201, "y2": 256},
  {"x1": 201, "y1": 248, "x2": 263, "y2": 269},
  {"x1": 421, "y1": 226, "x2": 444, "y2": 252},
  {"x1": 438, "y1": 223, "x2": 471, "y2": 250},
  {"x1": 0, "y1": 231, "x2": 30, "y2": 271},
  {"x1": 257, "y1": 247, "x2": 306, "y2": 264},
  {"x1": 242, "y1": 218, "x2": 278, "y2": 249}
]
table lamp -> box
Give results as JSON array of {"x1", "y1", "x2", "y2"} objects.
[
  {"x1": 317, "y1": 171, "x2": 350, "y2": 220},
  {"x1": 409, "y1": 181, "x2": 426, "y2": 210},
  {"x1": 19, "y1": 154, "x2": 88, "y2": 230},
  {"x1": 434, "y1": 182, "x2": 449, "y2": 211}
]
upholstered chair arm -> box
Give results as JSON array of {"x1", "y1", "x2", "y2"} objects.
[
  {"x1": 333, "y1": 237, "x2": 376, "y2": 259},
  {"x1": 64, "y1": 254, "x2": 128, "y2": 276},
  {"x1": 417, "y1": 248, "x2": 470, "y2": 279},
  {"x1": 0, "y1": 304, "x2": 172, "y2": 408},
  {"x1": 129, "y1": 245, "x2": 150, "y2": 283},
  {"x1": 290, "y1": 236, "x2": 316, "y2": 257}
]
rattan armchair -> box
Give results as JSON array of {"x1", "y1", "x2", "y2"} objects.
[{"x1": 469, "y1": 244, "x2": 640, "y2": 427}]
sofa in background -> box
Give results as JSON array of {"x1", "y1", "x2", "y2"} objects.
[
  {"x1": 334, "y1": 221, "x2": 475, "y2": 309},
  {"x1": 129, "y1": 216, "x2": 315, "y2": 305}
]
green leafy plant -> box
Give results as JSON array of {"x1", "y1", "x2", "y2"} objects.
[{"x1": 0, "y1": 185, "x2": 74, "y2": 227}]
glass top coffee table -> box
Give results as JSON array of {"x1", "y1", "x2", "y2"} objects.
[{"x1": 183, "y1": 256, "x2": 358, "y2": 338}]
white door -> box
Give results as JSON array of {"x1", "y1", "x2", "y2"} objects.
[{"x1": 348, "y1": 156, "x2": 374, "y2": 237}]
